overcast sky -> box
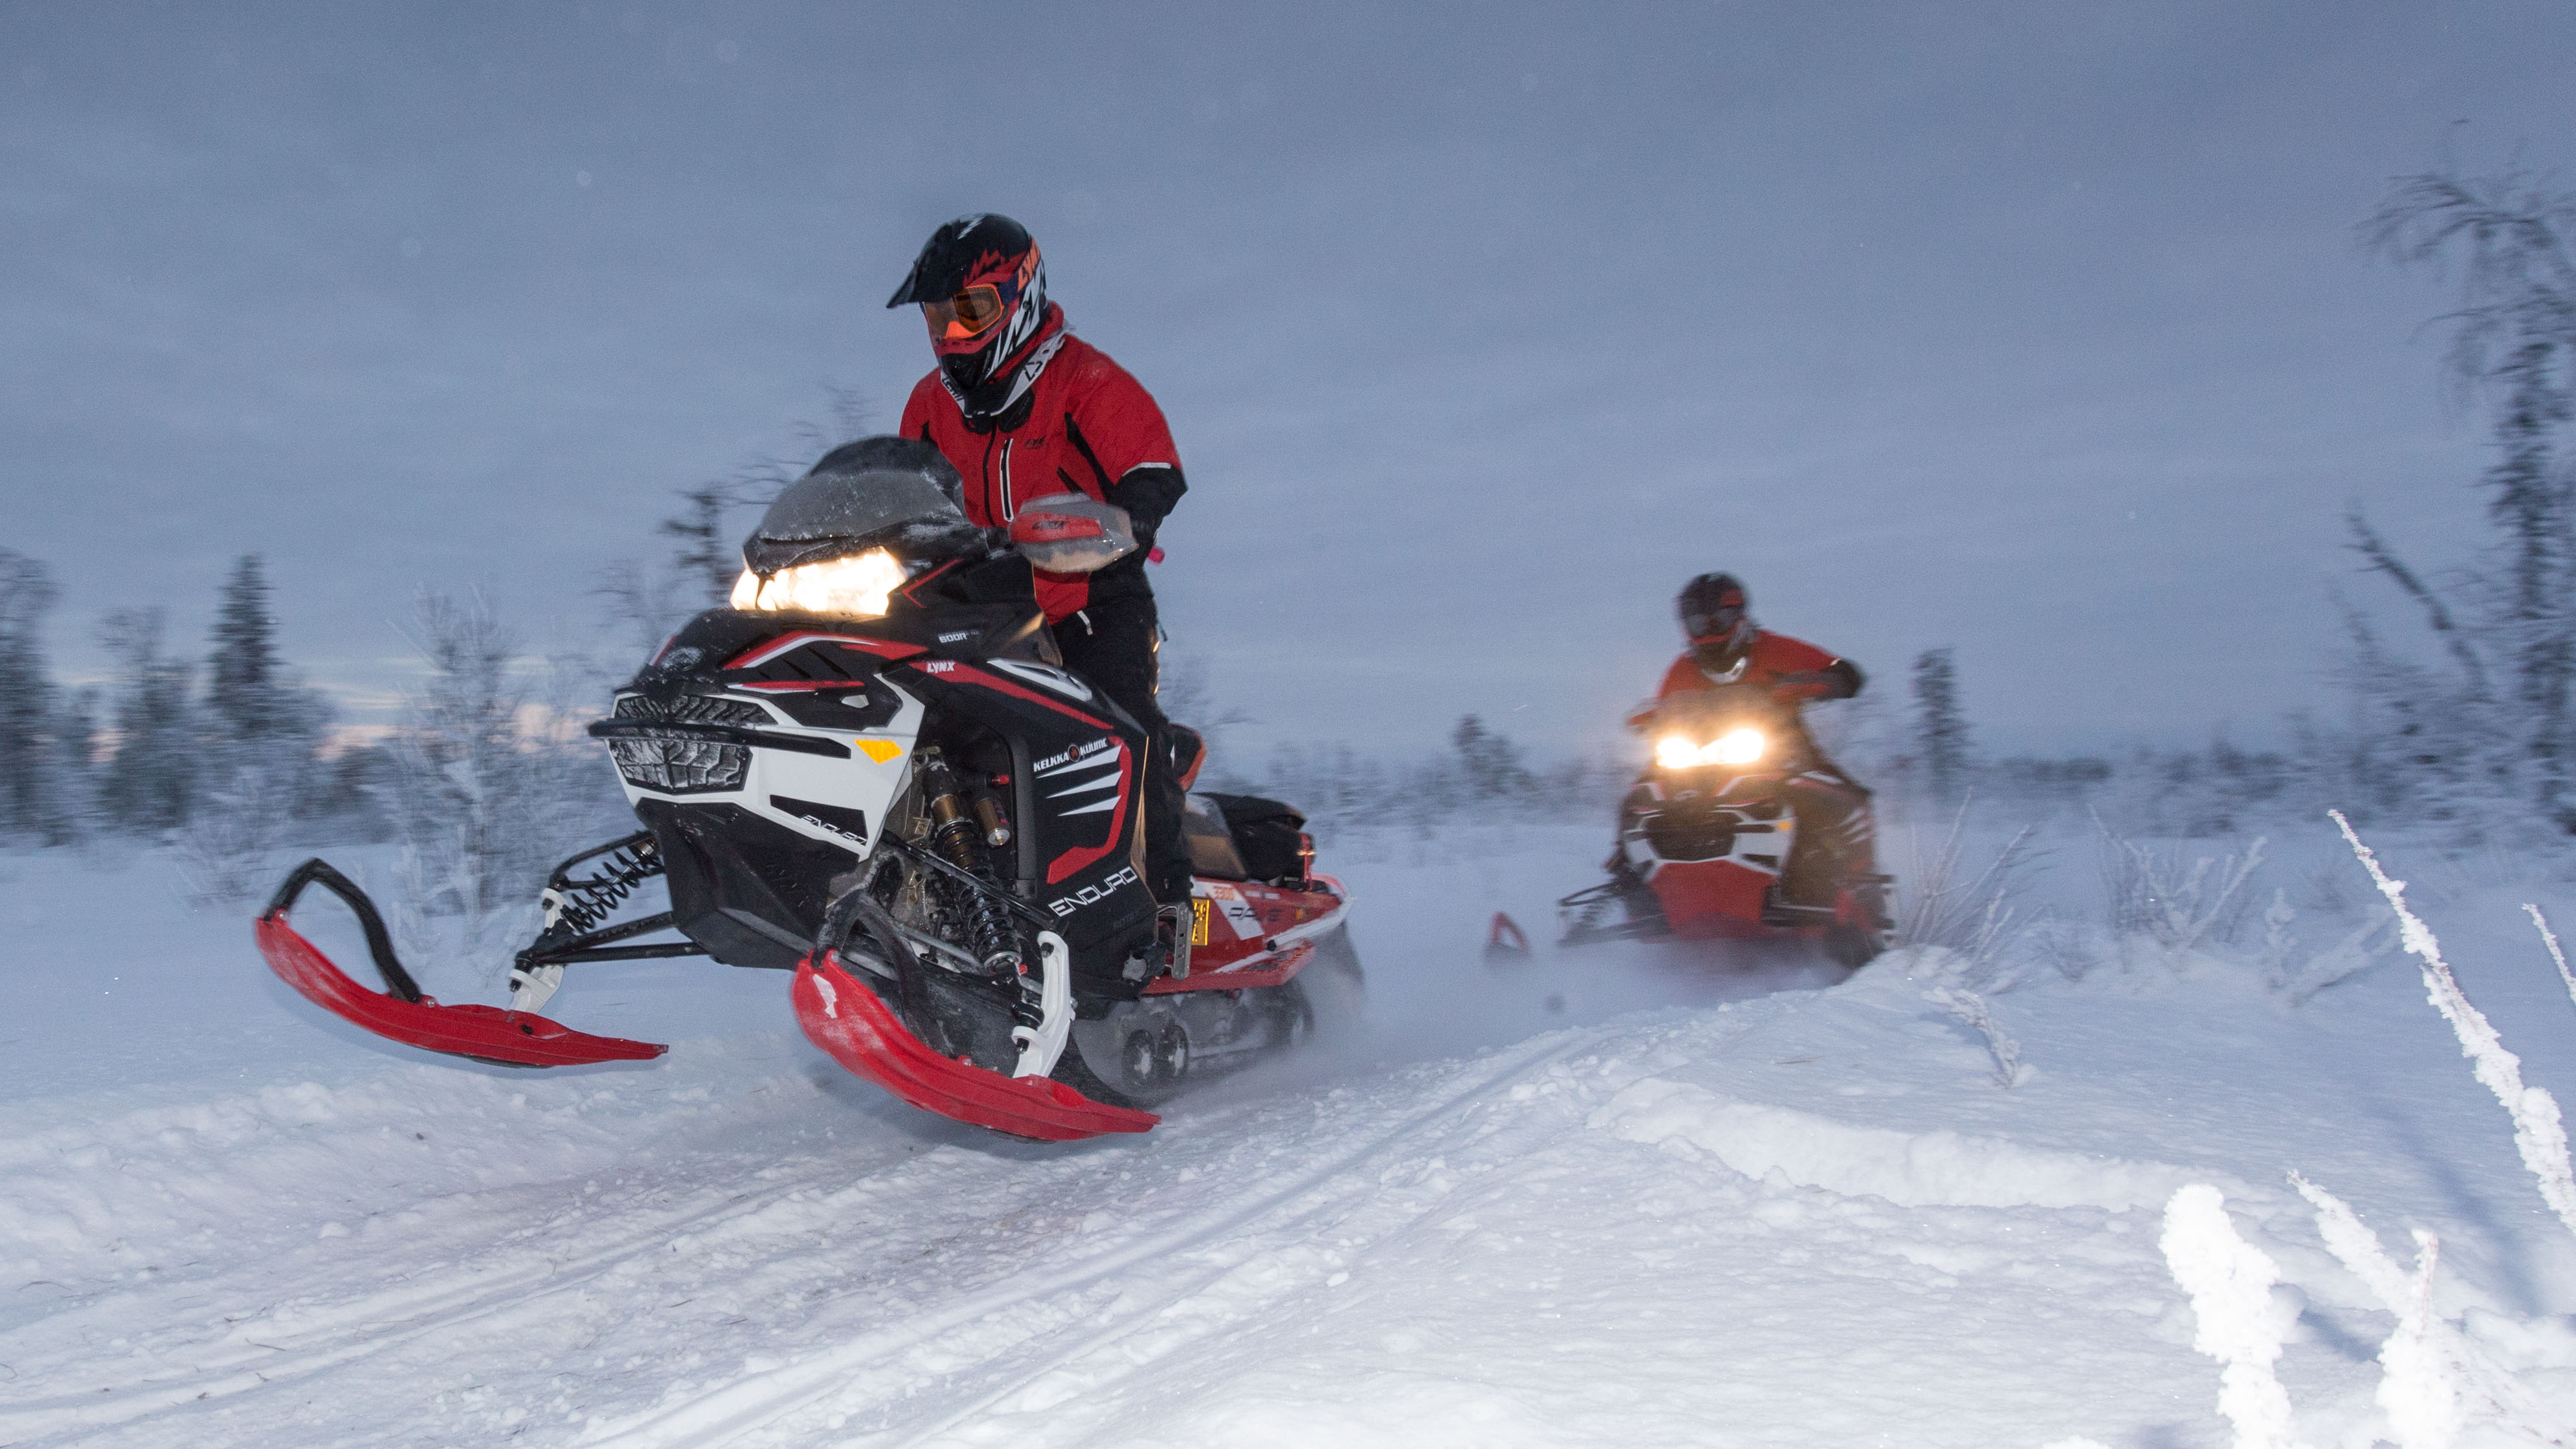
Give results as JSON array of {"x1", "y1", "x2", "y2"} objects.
[{"x1": 6, "y1": 2, "x2": 2572, "y2": 761}]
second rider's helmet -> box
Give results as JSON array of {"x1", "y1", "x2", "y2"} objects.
[
  {"x1": 886, "y1": 214, "x2": 1050, "y2": 404},
  {"x1": 1678, "y1": 572, "x2": 1755, "y2": 672}
]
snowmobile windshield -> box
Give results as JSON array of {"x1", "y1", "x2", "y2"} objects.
[{"x1": 741, "y1": 457, "x2": 985, "y2": 576}]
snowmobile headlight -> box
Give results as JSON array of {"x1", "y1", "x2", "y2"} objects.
[
  {"x1": 1657, "y1": 727, "x2": 1767, "y2": 770},
  {"x1": 1708, "y1": 727, "x2": 1765, "y2": 766},
  {"x1": 731, "y1": 548, "x2": 908, "y2": 618}
]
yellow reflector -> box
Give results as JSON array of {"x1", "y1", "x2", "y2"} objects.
[{"x1": 855, "y1": 738, "x2": 903, "y2": 764}]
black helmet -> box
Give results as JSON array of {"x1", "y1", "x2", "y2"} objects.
[
  {"x1": 887, "y1": 214, "x2": 1051, "y2": 413},
  {"x1": 1678, "y1": 572, "x2": 1754, "y2": 670}
]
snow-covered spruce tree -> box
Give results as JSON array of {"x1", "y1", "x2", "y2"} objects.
[
  {"x1": 177, "y1": 556, "x2": 334, "y2": 903},
  {"x1": 93, "y1": 607, "x2": 197, "y2": 836},
  {"x1": 0, "y1": 550, "x2": 76, "y2": 845},
  {"x1": 203, "y1": 554, "x2": 330, "y2": 757},
  {"x1": 1910, "y1": 647, "x2": 1970, "y2": 806},
  {"x1": 2359, "y1": 163, "x2": 2576, "y2": 831}
]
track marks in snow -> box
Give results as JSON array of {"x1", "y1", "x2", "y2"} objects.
[
  {"x1": 0, "y1": 1159, "x2": 877, "y2": 1440},
  {"x1": 0, "y1": 1051, "x2": 922, "y2": 1447},
  {"x1": 576, "y1": 1030, "x2": 1610, "y2": 1448}
]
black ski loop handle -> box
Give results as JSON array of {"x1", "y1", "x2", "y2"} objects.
[{"x1": 264, "y1": 858, "x2": 426, "y2": 1005}]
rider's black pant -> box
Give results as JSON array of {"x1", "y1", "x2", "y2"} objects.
[
  {"x1": 1055, "y1": 594, "x2": 1192, "y2": 909},
  {"x1": 1777, "y1": 767, "x2": 1874, "y2": 907}
]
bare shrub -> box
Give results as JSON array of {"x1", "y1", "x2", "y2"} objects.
[
  {"x1": 1893, "y1": 803, "x2": 2042, "y2": 982},
  {"x1": 171, "y1": 750, "x2": 298, "y2": 907},
  {"x1": 2098, "y1": 817, "x2": 2266, "y2": 955}
]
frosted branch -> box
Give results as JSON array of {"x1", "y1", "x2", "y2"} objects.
[
  {"x1": 2332, "y1": 812, "x2": 2576, "y2": 1239},
  {"x1": 2524, "y1": 903, "x2": 2576, "y2": 1015},
  {"x1": 2160, "y1": 1184, "x2": 2309, "y2": 1449},
  {"x1": 1924, "y1": 984, "x2": 2030, "y2": 1088}
]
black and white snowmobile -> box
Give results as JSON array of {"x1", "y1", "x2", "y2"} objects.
[{"x1": 256, "y1": 437, "x2": 1360, "y2": 1141}]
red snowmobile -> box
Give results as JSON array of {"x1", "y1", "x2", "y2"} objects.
[
  {"x1": 255, "y1": 441, "x2": 1359, "y2": 1142},
  {"x1": 1547, "y1": 681, "x2": 1890, "y2": 967}
]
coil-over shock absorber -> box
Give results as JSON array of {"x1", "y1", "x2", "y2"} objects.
[{"x1": 919, "y1": 753, "x2": 1027, "y2": 980}]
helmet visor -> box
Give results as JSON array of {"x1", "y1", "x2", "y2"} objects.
[
  {"x1": 923, "y1": 285, "x2": 1006, "y2": 340},
  {"x1": 1682, "y1": 603, "x2": 1745, "y2": 642}
]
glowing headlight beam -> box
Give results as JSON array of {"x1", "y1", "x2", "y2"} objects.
[
  {"x1": 730, "y1": 549, "x2": 907, "y2": 618},
  {"x1": 1655, "y1": 727, "x2": 1770, "y2": 770},
  {"x1": 1710, "y1": 727, "x2": 1765, "y2": 765}
]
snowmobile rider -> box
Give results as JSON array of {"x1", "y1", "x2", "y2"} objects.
[
  {"x1": 1630, "y1": 572, "x2": 1872, "y2": 908},
  {"x1": 889, "y1": 213, "x2": 1197, "y2": 914}
]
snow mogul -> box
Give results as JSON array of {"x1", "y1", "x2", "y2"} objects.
[
  {"x1": 255, "y1": 438, "x2": 1360, "y2": 1142},
  {"x1": 1554, "y1": 572, "x2": 1891, "y2": 966}
]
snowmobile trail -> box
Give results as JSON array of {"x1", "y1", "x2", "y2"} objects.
[
  {"x1": 876, "y1": 1052, "x2": 1608, "y2": 1449},
  {"x1": 578, "y1": 1029, "x2": 1606, "y2": 1448},
  {"x1": 0, "y1": 1159, "x2": 883, "y2": 1441},
  {"x1": 0, "y1": 1016, "x2": 1647, "y2": 1449}
]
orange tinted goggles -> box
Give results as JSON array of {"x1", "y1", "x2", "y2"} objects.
[{"x1": 923, "y1": 285, "x2": 1007, "y2": 339}]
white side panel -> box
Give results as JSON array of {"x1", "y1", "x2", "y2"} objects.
[{"x1": 612, "y1": 685, "x2": 925, "y2": 860}]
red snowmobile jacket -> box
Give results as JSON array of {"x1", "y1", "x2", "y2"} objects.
[
  {"x1": 1626, "y1": 631, "x2": 1861, "y2": 730},
  {"x1": 900, "y1": 304, "x2": 1186, "y2": 624}
]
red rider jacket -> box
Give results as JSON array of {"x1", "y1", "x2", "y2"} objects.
[
  {"x1": 900, "y1": 304, "x2": 1186, "y2": 624},
  {"x1": 1625, "y1": 631, "x2": 1862, "y2": 731}
]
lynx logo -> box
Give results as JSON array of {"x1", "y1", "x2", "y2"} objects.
[
  {"x1": 920, "y1": 661, "x2": 957, "y2": 674},
  {"x1": 1048, "y1": 865, "x2": 1138, "y2": 916}
]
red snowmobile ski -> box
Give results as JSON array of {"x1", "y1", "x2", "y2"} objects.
[
  {"x1": 1543, "y1": 681, "x2": 1890, "y2": 967},
  {"x1": 256, "y1": 439, "x2": 1360, "y2": 1141}
]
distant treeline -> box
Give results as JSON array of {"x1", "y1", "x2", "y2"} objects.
[{"x1": 0, "y1": 551, "x2": 392, "y2": 850}]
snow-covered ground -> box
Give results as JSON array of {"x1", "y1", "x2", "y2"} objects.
[{"x1": 3, "y1": 817, "x2": 2575, "y2": 1446}]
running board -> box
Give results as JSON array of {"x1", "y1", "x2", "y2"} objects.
[{"x1": 1761, "y1": 901, "x2": 1841, "y2": 927}]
